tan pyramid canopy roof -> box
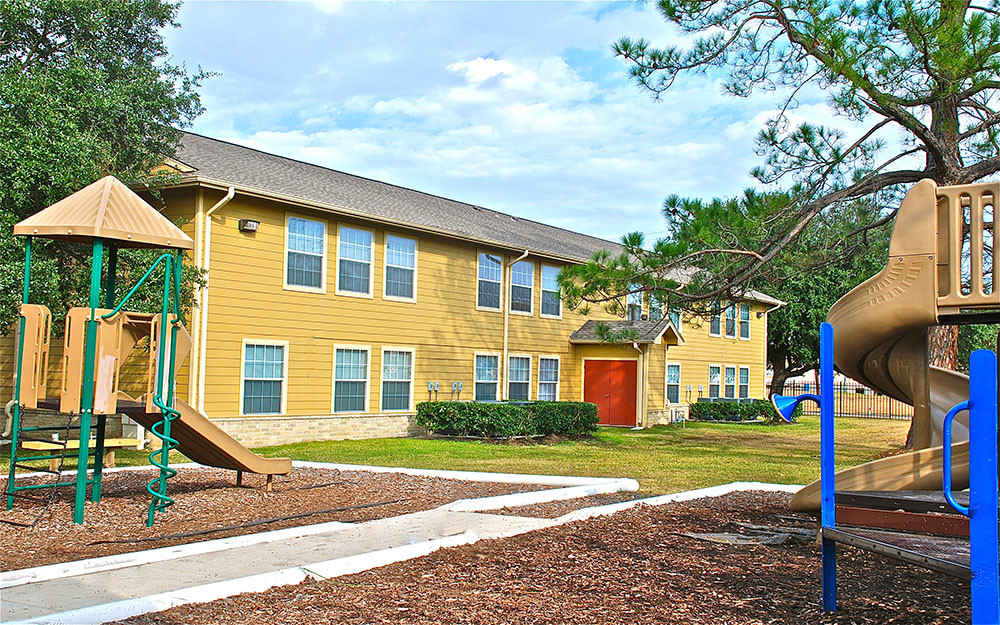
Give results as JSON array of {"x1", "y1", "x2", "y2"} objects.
[{"x1": 13, "y1": 176, "x2": 194, "y2": 249}]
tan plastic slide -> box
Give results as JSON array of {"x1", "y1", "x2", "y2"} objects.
[
  {"x1": 790, "y1": 179, "x2": 998, "y2": 512},
  {"x1": 121, "y1": 394, "x2": 291, "y2": 476}
]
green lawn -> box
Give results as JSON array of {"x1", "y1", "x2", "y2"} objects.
[{"x1": 3, "y1": 417, "x2": 911, "y2": 494}]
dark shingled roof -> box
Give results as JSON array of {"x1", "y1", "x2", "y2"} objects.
[
  {"x1": 173, "y1": 132, "x2": 623, "y2": 262},
  {"x1": 570, "y1": 318, "x2": 682, "y2": 345}
]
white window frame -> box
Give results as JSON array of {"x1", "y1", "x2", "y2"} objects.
[
  {"x1": 724, "y1": 305, "x2": 738, "y2": 339},
  {"x1": 508, "y1": 260, "x2": 534, "y2": 316},
  {"x1": 708, "y1": 364, "x2": 721, "y2": 398},
  {"x1": 380, "y1": 346, "x2": 415, "y2": 412},
  {"x1": 537, "y1": 355, "x2": 560, "y2": 401},
  {"x1": 283, "y1": 213, "x2": 327, "y2": 294},
  {"x1": 239, "y1": 339, "x2": 289, "y2": 416},
  {"x1": 540, "y1": 264, "x2": 562, "y2": 319},
  {"x1": 507, "y1": 353, "x2": 532, "y2": 400},
  {"x1": 383, "y1": 233, "x2": 417, "y2": 303},
  {"x1": 335, "y1": 224, "x2": 374, "y2": 298},
  {"x1": 738, "y1": 365, "x2": 750, "y2": 399},
  {"x1": 724, "y1": 365, "x2": 737, "y2": 399},
  {"x1": 739, "y1": 303, "x2": 751, "y2": 340},
  {"x1": 665, "y1": 361, "x2": 681, "y2": 405},
  {"x1": 709, "y1": 302, "x2": 722, "y2": 337},
  {"x1": 476, "y1": 251, "x2": 503, "y2": 312},
  {"x1": 332, "y1": 344, "x2": 372, "y2": 414},
  {"x1": 474, "y1": 351, "x2": 501, "y2": 401}
]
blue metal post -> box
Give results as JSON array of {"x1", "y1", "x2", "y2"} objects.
[
  {"x1": 818, "y1": 322, "x2": 837, "y2": 612},
  {"x1": 968, "y1": 349, "x2": 999, "y2": 625}
]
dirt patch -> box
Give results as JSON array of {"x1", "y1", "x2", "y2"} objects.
[
  {"x1": 495, "y1": 490, "x2": 651, "y2": 518},
  {"x1": 0, "y1": 466, "x2": 546, "y2": 571},
  {"x1": 117, "y1": 491, "x2": 970, "y2": 625}
]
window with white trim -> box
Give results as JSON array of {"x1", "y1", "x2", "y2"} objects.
[
  {"x1": 725, "y1": 305, "x2": 737, "y2": 338},
  {"x1": 739, "y1": 366, "x2": 750, "y2": 399},
  {"x1": 541, "y1": 265, "x2": 561, "y2": 317},
  {"x1": 666, "y1": 363, "x2": 681, "y2": 404},
  {"x1": 334, "y1": 347, "x2": 369, "y2": 412},
  {"x1": 669, "y1": 309, "x2": 681, "y2": 328},
  {"x1": 510, "y1": 261, "x2": 533, "y2": 313},
  {"x1": 724, "y1": 365, "x2": 737, "y2": 398},
  {"x1": 243, "y1": 343, "x2": 285, "y2": 415},
  {"x1": 538, "y1": 357, "x2": 559, "y2": 401},
  {"x1": 474, "y1": 354, "x2": 499, "y2": 401},
  {"x1": 477, "y1": 253, "x2": 502, "y2": 310},
  {"x1": 709, "y1": 365, "x2": 721, "y2": 398},
  {"x1": 709, "y1": 302, "x2": 722, "y2": 336},
  {"x1": 649, "y1": 292, "x2": 664, "y2": 321},
  {"x1": 286, "y1": 217, "x2": 325, "y2": 290},
  {"x1": 508, "y1": 355, "x2": 530, "y2": 400},
  {"x1": 739, "y1": 304, "x2": 751, "y2": 339},
  {"x1": 381, "y1": 349, "x2": 413, "y2": 411},
  {"x1": 337, "y1": 226, "x2": 373, "y2": 295},
  {"x1": 627, "y1": 285, "x2": 643, "y2": 321},
  {"x1": 384, "y1": 235, "x2": 416, "y2": 300}
]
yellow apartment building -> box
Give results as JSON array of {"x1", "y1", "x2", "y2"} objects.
[{"x1": 2, "y1": 132, "x2": 782, "y2": 446}]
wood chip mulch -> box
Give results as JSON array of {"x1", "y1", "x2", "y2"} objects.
[
  {"x1": 0, "y1": 467, "x2": 545, "y2": 571},
  {"x1": 118, "y1": 491, "x2": 971, "y2": 624}
]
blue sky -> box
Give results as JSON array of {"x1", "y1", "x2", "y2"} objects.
[{"x1": 163, "y1": 1, "x2": 844, "y2": 242}]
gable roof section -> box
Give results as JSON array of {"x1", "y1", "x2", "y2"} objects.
[
  {"x1": 570, "y1": 318, "x2": 683, "y2": 345},
  {"x1": 14, "y1": 176, "x2": 194, "y2": 250},
  {"x1": 171, "y1": 132, "x2": 621, "y2": 263}
]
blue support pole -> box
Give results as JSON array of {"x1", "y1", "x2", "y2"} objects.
[
  {"x1": 967, "y1": 349, "x2": 999, "y2": 625},
  {"x1": 818, "y1": 322, "x2": 837, "y2": 612}
]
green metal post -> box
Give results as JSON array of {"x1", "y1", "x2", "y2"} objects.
[
  {"x1": 91, "y1": 245, "x2": 117, "y2": 503},
  {"x1": 147, "y1": 255, "x2": 178, "y2": 526},
  {"x1": 74, "y1": 238, "x2": 103, "y2": 524},
  {"x1": 6, "y1": 238, "x2": 31, "y2": 510}
]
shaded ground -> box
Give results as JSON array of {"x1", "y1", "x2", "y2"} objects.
[
  {"x1": 0, "y1": 466, "x2": 544, "y2": 571},
  {"x1": 118, "y1": 491, "x2": 970, "y2": 624}
]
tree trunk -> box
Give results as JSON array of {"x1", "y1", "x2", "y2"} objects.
[{"x1": 769, "y1": 369, "x2": 790, "y2": 397}]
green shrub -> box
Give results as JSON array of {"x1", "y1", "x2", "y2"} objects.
[
  {"x1": 415, "y1": 401, "x2": 599, "y2": 438},
  {"x1": 688, "y1": 399, "x2": 799, "y2": 423},
  {"x1": 530, "y1": 401, "x2": 599, "y2": 436}
]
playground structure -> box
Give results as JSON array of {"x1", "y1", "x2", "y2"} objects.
[
  {"x1": 774, "y1": 179, "x2": 1000, "y2": 622},
  {"x1": 5, "y1": 176, "x2": 290, "y2": 526}
]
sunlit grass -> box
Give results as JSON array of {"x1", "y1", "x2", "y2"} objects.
[{"x1": 2, "y1": 416, "x2": 911, "y2": 495}]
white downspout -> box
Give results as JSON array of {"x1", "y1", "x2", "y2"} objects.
[
  {"x1": 502, "y1": 249, "x2": 529, "y2": 400},
  {"x1": 632, "y1": 341, "x2": 645, "y2": 427},
  {"x1": 197, "y1": 186, "x2": 236, "y2": 414}
]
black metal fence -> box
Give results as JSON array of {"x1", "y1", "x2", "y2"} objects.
[{"x1": 781, "y1": 381, "x2": 912, "y2": 420}]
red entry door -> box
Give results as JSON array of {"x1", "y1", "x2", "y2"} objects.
[{"x1": 583, "y1": 360, "x2": 638, "y2": 426}]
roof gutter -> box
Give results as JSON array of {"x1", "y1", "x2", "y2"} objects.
[
  {"x1": 196, "y1": 186, "x2": 236, "y2": 414},
  {"x1": 502, "y1": 249, "x2": 530, "y2": 399}
]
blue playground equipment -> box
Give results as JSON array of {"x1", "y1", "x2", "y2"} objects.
[{"x1": 773, "y1": 322, "x2": 999, "y2": 623}]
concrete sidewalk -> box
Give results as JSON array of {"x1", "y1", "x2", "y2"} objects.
[{"x1": 3, "y1": 508, "x2": 556, "y2": 624}]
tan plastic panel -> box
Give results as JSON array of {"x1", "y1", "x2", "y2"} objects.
[
  {"x1": 12, "y1": 176, "x2": 194, "y2": 250},
  {"x1": 145, "y1": 314, "x2": 191, "y2": 414},
  {"x1": 792, "y1": 179, "x2": 986, "y2": 512},
  {"x1": 13, "y1": 304, "x2": 51, "y2": 409}
]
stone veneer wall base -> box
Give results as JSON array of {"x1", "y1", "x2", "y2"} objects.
[{"x1": 210, "y1": 413, "x2": 422, "y2": 447}]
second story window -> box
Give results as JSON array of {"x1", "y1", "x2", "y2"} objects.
[
  {"x1": 286, "y1": 216, "x2": 325, "y2": 291},
  {"x1": 510, "y1": 261, "x2": 533, "y2": 314},
  {"x1": 337, "y1": 226, "x2": 373, "y2": 296},
  {"x1": 384, "y1": 235, "x2": 416, "y2": 301},
  {"x1": 739, "y1": 304, "x2": 751, "y2": 339},
  {"x1": 541, "y1": 265, "x2": 561, "y2": 317},
  {"x1": 627, "y1": 287, "x2": 642, "y2": 321},
  {"x1": 724, "y1": 305, "x2": 737, "y2": 338},
  {"x1": 709, "y1": 302, "x2": 722, "y2": 336},
  {"x1": 477, "y1": 253, "x2": 502, "y2": 310}
]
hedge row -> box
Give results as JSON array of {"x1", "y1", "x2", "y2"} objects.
[
  {"x1": 415, "y1": 401, "x2": 599, "y2": 438},
  {"x1": 688, "y1": 399, "x2": 798, "y2": 422}
]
